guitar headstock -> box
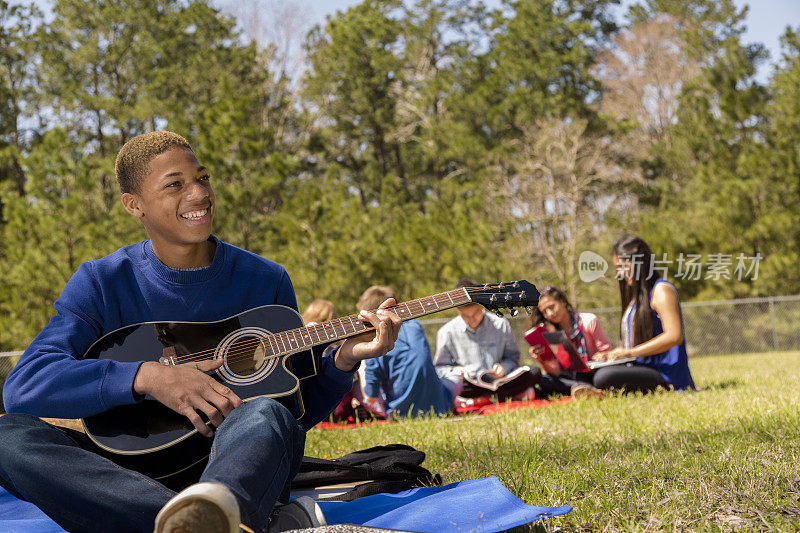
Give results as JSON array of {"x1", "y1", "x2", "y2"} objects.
[{"x1": 464, "y1": 280, "x2": 540, "y2": 317}]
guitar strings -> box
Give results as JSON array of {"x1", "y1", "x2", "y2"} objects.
[
  {"x1": 171, "y1": 288, "x2": 469, "y2": 362},
  {"x1": 163, "y1": 287, "x2": 530, "y2": 369},
  {"x1": 171, "y1": 287, "x2": 529, "y2": 368},
  {"x1": 168, "y1": 286, "x2": 489, "y2": 366},
  {"x1": 164, "y1": 291, "x2": 466, "y2": 365},
  {"x1": 167, "y1": 288, "x2": 529, "y2": 368}
]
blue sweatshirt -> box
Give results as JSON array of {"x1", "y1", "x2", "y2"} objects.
[
  {"x1": 363, "y1": 320, "x2": 450, "y2": 417},
  {"x1": 3, "y1": 235, "x2": 355, "y2": 428}
]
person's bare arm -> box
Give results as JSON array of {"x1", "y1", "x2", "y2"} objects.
[{"x1": 599, "y1": 284, "x2": 684, "y2": 361}]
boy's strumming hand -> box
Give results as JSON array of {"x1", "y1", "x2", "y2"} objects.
[
  {"x1": 133, "y1": 360, "x2": 243, "y2": 437},
  {"x1": 335, "y1": 298, "x2": 402, "y2": 372}
]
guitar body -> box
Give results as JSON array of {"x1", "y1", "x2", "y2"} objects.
[
  {"x1": 81, "y1": 305, "x2": 326, "y2": 483},
  {"x1": 77, "y1": 280, "x2": 540, "y2": 486}
]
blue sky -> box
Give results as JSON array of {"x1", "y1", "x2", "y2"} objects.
[
  {"x1": 303, "y1": 0, "x2": 800, "y2": 80},
  {"x1": 22, "y1": 0, "x2": 800, "y2": 80}
]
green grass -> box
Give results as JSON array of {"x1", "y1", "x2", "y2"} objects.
[{"x1": 305, "y1": 351, "x2": 800, "y2": 531}]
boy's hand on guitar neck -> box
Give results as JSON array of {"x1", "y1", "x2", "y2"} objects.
[
  {"x1": 132, "y1": 359, "x2": 243, "y2": 437},
  {"x1": 335, "y1": 298, "x2": 402, "y2": 372}
]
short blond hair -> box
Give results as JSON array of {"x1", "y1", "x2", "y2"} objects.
[
  {"x1": 356, "y1": 285, "x2": 396, "y2": 312},
  {"x1": 302, "y1": 299, "x2": 337, "y2": 324},
  {"x1": 115, "y1": 131, "x2": 193, "y2": 193}
]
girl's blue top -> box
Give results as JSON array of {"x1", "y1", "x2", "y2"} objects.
[{"x1": 624, "y1": 279, "x2": 696, "y2": 391}]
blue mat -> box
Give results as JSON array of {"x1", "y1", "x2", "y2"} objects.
[
  {"x1": 0, "y1": 487, "x2": 61, "y2": 533},
  {"x1": 319, "y1": 477, "x2": 571, "y2": 532},
  {"x1": 0, "y1": 476, "x2": 570, "y2": 532}
]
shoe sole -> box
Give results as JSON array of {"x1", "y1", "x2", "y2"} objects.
[{"x1": 154, "y1": 482, "x2": 240, "y2": 533}]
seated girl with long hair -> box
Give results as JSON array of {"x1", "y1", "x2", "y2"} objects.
[
  {"x1": 528, "y1": 286, "x2": 610, "y2": 398},
  {"x1": 591, "y1": 235, "x2": 696, "y2": 392}
]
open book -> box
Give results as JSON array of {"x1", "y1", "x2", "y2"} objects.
[
  {"x1": 525, "y1": 328, "x2": 637, "y2": 371},
  {"x1": 462, "y1": 366, "x2": 533, "y2": 392}
]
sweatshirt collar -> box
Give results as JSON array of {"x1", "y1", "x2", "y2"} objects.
[{"x1": 142, "y1": 235, "x2": 225, "y2": 284}]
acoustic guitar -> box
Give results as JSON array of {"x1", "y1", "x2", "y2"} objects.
[{"x1": 81, "y1": 281, "x2": 539, "y2": 483}]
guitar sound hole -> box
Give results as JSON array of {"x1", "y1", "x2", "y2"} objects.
[{"x1": 226, "y1": 337, "x2": 266, "y2": 376}]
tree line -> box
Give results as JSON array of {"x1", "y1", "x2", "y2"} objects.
[{"x1": 0, "y1": 0, "x2": 797, "y2": 350}]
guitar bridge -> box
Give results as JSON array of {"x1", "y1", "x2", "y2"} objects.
[{"x1": 159, "y1": 346, "x2": 177, "y2": 366}]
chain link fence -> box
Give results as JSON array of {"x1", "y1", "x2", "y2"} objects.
[
  {"x1": 584, "y1": 295, "x2": 800, "y2": 356},
  {"x1": 1, "y1": 295, "x2": 798, "y2": 412},
  {"x1": 418, "y1": 294, "x2": 800, "y2": 358}
]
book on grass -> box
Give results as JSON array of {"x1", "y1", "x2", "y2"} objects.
[
  {"x1": 461, "y1": 365, "x2": 533, "y2": 392},
  {"x1": 524, "y1": 327, "x2": 637, "y2": 371}
]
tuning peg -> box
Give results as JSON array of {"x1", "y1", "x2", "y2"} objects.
[
  {"x1": 509, "y1": 308, "x2": 519, "y2": 317},
  {"x1": 525, "y1": 306, "x2": 533, "y2": 315},
  {"x1": 495, "y1": 310, "x2": 504, "y2": 318}
]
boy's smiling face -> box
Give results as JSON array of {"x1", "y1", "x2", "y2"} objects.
[{"x1": 121, "y1": 146, "x2": 215, "y2": 267}]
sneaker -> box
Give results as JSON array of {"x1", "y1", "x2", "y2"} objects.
[
  {"x1": 453, "y1": 395, "x2": 493, "y2": 409},
  {"x1": 267, "y1": 496, "x2": 327, "y2": 532},
  {"x1": 154, "y1": 482, "x2": 240, "y2": 533},
  {"x1": 570, "y1": 383, "x2": 605, "y2": 400}
]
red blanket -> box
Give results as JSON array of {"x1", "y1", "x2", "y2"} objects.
[{"x1": 314, "y1": 397, "x2": 571, "y2": 430}]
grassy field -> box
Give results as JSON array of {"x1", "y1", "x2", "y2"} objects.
[{"x1": 305, "y1": 351, "x2": 800, "y2": 531}]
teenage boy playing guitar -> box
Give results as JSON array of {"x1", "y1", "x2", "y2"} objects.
[{"x1": 0, "y1": 131, "x2": 402, "y2": 533}]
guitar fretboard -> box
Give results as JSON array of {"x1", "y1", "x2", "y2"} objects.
[{"x1": 261, "y1": 288, "x2": 471, "y2": 357}]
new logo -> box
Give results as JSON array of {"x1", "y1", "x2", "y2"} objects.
[{"x1": 578, "y1": 251, "x2": 608, "y2": 283}]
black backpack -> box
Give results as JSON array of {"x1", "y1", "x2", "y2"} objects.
[{"x1": 291, "y1": 444, "x2": 442, "y2": 502}]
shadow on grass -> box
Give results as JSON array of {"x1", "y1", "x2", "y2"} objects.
[{"x1": 699, "y1": 378, "x2": 745, "y2": 391}]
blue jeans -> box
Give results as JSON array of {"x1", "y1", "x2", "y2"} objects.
[{"x1": 0, "y1": 396, "x2": 305, "y2": 532}]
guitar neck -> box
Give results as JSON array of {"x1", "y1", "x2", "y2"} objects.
[{"x1": 265, "y1": 288, "x2": 472, "y2": 356}]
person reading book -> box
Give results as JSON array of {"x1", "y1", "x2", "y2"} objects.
[
  {"x1": 358, "y1": 285, "x2": 451, "y2": 418},
  {"x1": 0, "y1": 131, "x2": 402, "y2": 533},
  {"x1": 526, "y1": 286, "x2": 610, "y2": 399},
  {"x1": 434, "y1": 278, "x2": 540, "y2": 406},
  {"x1": 590, "y1": 236, "x2": 696, "y2": 392}
]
